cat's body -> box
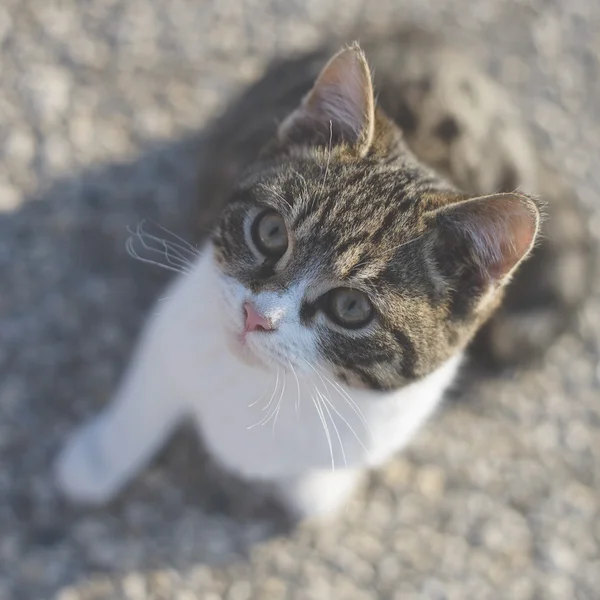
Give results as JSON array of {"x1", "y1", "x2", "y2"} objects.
[
  {"x1": 55, "y1": 29, "x2": 591, "y2": 518},
  {"x1": 57, "y1": 248, "x2": 463, "y2": 516}
]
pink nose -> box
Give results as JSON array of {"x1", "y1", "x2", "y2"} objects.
[{"x1": 243, "y1": 302, "x2": 274, "y2": 333}]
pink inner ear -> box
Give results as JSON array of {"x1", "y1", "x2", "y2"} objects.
[
  {"x1": 279, "y1": 44, "x2": 375, "y2": 150},
  {"x1": 304, "y1": 49, "x2": 374, "y2": 142},
  {"x1": 441, "y1": 193, "x2": 540, "y2": 282}
]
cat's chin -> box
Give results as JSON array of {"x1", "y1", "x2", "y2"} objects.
[{"x1": 225, "y1": 331, "x2": 272, "y2": 370}]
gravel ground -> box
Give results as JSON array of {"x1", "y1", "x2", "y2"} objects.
[{"x1": 1, "y1": 1, "x2": 599, "y2": 599}]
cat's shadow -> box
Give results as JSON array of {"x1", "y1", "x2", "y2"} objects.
[{"x1": 3, "y1": 132, "x2": 296, "y2": 596}]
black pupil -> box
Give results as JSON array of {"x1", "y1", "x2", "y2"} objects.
[{"x1": 344, "y1": 297, "x2": 357, "y2": 313}]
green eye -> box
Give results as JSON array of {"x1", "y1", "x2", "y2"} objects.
[
  {"x1": 326, "y1": 288, "x2": 374, "y2": 329},
  {"x1": 251, "y1": 210, "x2": 288, "y2": 258}
]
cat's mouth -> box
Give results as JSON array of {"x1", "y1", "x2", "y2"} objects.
[{"x1": 226, "y1": 328, "x2": 272, "y2": 369}]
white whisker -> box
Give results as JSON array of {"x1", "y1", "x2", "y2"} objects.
[
  {"x1": 272, "y1": 373, "x2": 286, "y2": 436},
  {"x1": 310, "y1": 390, "x2": 335, "y2": 471},
  {"x1": 249, "y1": 398, "x2": 279, "y2": 428},
  {"x1": 308, "y1": 361, "x2": 373, "y2": 439},
  {"x1": 317, "y1": 384, "x2": 369, "y2": 455},
  {"x1": 306, "y1": 360, "x2": 369, "y2": 453},
  {"x1": 247, "y1": 369, "x2": 281, "y2": 429},
  {"x1": 252, "y1": 402, "x2": 278, "y2": 428},
  {"x1": 321, "y1": 373, "x2": 373, "y2": 438},
  {"x1": 288, "y1": 360, "x2": 302, "y2": 416},
  {"x1": 144, "y1": 219, "x2": 200, "y2": 254},
  {"x1": 261, "y1": 369, "x2": 280, "y2": 412},
  {"x1": 315, "y1": 387, "x2": 347, "y2": 467},
  {"x1": 136, "y1": 221, "x2": 200, "y2": 261},
  {"x1": 248, "y1": 376, "x2": 274, "y2": 408},
  {"x1": 131, "y1": 224, "x2": 194, "y2": 271},
  {"x1": 125, "y1": 237, "x2": 189, "y2": 275},
  {"x1": 125, "y1": 221, "x2": 199, "y2": 275}
]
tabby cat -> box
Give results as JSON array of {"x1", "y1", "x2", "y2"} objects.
[{"x1": 55, "y1": 29, "x2": 591, "y2": 518}]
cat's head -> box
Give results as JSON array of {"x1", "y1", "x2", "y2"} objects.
[{"x1": 211, "y1": 44, "x2": 540, "y2": 390}]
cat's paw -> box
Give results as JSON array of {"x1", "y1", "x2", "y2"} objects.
[
  {"x1": 54, "y1": 419, "x2": 123, "y2": 505},
  {"x1": 275, "y1": 469, "x2": 360, "y2": 520}
]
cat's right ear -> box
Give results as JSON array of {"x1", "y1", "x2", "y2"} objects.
[{"x1": 278, "y1": 43, "x2": 375, "y2": 156}]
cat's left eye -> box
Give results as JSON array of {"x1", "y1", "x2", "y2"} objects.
[
  {"x1": 325, "y1": 288, "x2": 374, "y2": 329},
  {"x1": 251, "y1": 210, "x2": 289, "y2": 258}
]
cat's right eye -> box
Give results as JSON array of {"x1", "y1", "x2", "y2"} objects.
[{"x1": 251, "y1": 210, "x2": 289, "y2": 258}]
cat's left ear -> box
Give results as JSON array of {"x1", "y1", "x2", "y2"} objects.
[
  {"x1": 278, "y1": 43, "x2": 375, "y2": 155},
  {"x1": 432, "y1": 192, "x2": 541, "y2": 289}
]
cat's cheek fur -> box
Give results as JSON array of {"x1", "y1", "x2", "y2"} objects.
[{"x1": 55, "y1": 247, "x2": 463, "y2": 517}]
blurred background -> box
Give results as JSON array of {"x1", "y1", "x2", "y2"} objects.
[{"x1": 0, "y1": 1, "x2": 599, "y2": 599}]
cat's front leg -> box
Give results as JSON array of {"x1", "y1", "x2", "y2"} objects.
[
  {"x1": 54, "y1": 350, "x2": 185, "y2": 505},
  {"x1": 274, "y1": 468, "x2": 361, "y2": 520}
]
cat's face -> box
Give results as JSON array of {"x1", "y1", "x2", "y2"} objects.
[{"x1": 211, "y1": 44, "x2": 540, "y2": 391}]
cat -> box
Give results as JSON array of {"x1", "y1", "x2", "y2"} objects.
[{"x1": 54, "y1": 29, "x2": 591, "y2": 519}]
